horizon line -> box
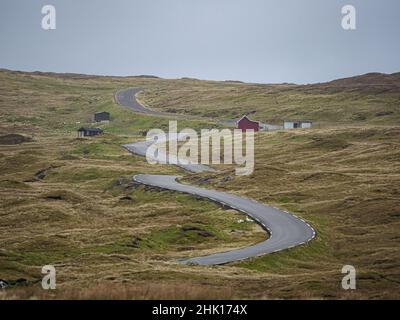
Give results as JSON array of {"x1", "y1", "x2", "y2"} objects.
[{"x1": 1, "y1": 66, "x2": 399, "y2": 86}]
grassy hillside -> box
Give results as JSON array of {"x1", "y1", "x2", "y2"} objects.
[
  {"x1": 0, "y1": 70, "x2": 264, "y2": 299},
  {"x1": 139, "y1": 72, "x2": 400, "y2": 125},
  {"x1": 0, "y1": 69, "x2": 399, "y2": 299},
  {"x1": 185, "y1": 125, "x2": 400, "y2": 298}
]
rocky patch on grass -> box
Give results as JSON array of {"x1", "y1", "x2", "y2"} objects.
[
  {"x1": 106, "y1": 176, "x2": 138, "y2": 193},
  {"x1": 218, "y1": 175, "x2": 233, "y2": 185},
  {"x1": 42, "y1": 190, "x2": 82, "y2": 203},
  {"x1": 119, "y1": 195, "x2": 133, "y2": 201},
  {"x1": 0, "y1": 134, "x2": 32, "y2": 145},
  {"x1": 375, "y1": 111, "x2": 394, "y2": 117},
  {"x1": 128, "y1": 236, "x2": 142, "y2": 248},
  {"x1": 0, "y1": 278, "x2": 32, "y2": 289},
  {"x1": 182, "y1": 225, "x2": 214, "y2": 238},
  {"x1": 33, "y1": 165, "x2": 56, "y2": 181}
]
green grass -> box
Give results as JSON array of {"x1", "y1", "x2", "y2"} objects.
[
  {"x1": 1, "y1": 69, "x2": 399, "y2": 299},
  {"x1": 139, "y1": 75, "x2": 400, "y2": 125},
  {"x1": 237, "y1": 213, "x2": 332, "y2": 273}
]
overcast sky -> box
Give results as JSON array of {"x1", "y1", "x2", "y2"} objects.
[{"x1": 0, "y1": 0, "x2": 399, "y2": 84}]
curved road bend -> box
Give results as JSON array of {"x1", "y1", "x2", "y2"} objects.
[
  {"x1": 123, "y1": 133, "x2": 215, "y2": 174},
  {"x1": 134, "y1": 174, "x2": 316, "y2": 265},
  {"x1": 115, "y1": 88, "x2": 316, "y2": 265},
  {"x1": 115, "y1": 87, "x2": 213, "y2": 120},
  {"x1": 115, "y1": 88, "x2": 164, "y2": 115}
]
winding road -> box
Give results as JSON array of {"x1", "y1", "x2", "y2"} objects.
[
  {"x1": 116, "y1": 88, "x2": 316, "y2": 265},
  {"x1": 115, "y1": 87, "x2": 164, "y2": 115},
  {"x1": 122, "y1": 133, "x2": 215, "y2": 174}
]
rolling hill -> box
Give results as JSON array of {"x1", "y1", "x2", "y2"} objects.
[{"x1": 0, "y1": 69, "x2": 399, "y2": 299}]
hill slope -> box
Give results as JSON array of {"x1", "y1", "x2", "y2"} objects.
[
  {"x1": 139, "y1": 71, "x2": 400, "y2": 124},
  {"x1": 0, "y1": 69, "x2": 399, "y2": 299}
]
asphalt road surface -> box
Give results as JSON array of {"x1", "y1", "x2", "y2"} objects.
[
  {"x1": 115, "y1": 88, "x2": 164, "y2": 115},
  {"x1": 116, "y1": 88, "x2": 316, "y2": 265},
  {"x1": 123, "y1": 133, "x2": 215, "y2": 174},
  {"x1": 134, "y1": 174, "x2": 315, "y2": 265}
]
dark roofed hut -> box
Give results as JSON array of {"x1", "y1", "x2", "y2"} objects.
[
  {"x1": 77, "y1": 127, "x2": 103, "y2": 138},
  {"x1": 94, "y1": 112, "x2": 110, "y2": 122}
]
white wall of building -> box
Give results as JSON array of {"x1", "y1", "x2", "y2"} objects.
[
  {"x1": 284, "y1": 121, "x2": 294, "y2": 129},
  {"x1": 260, "y1": 123, "x2": 284, "y2": 131},
  {"x1": 284, "y1": 121, "x2": 312, "y2": 129}
]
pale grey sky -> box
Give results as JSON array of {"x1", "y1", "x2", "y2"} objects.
[{"x1": 0, "y1": 0, "x2": 399, "y2": 84}]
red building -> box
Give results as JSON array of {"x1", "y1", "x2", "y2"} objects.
[{"x1": 237, "y1": 115, "x2": 260, "y2": 132}]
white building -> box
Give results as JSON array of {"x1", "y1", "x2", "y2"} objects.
[
  {"x1": 259, "y1": 123, "x2": 283, "y2": 131},
  {"x1": 284, "y1": 120, "x2": 313, "y2": 129}
]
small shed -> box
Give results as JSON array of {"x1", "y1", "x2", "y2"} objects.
[
  {"x1": 237, "y1": 115, "x2": 260, "y2": 132},
  {"x1": 94, "y1": 111, "x2": 110, "y2": 122},
  {"x1": 77, "y1": 127, "x2": 103, "y2": 138},
  {"x1": 284, "y1": 120, "x2": 313, "y2": 130}
]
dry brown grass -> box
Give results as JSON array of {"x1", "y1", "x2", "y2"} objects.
[
  {"x1": 1, "y1": 69, "x2": 399, "y2": 299},
  {"x1": 0, "y1": 69, "x2": 264, "y2": 299},
  {"x1": 184, "y1": 125, "x2": 400, "y2": 299},
  {"x1": 1, "y1": 282, "x2": 235, "y2": 300},
  {"x1": 139, "y1": 73, "x2": 400, "y2": 125}
]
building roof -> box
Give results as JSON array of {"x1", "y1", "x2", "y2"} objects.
[
  {"x1": 78, "y1": 127, "x2": 103, "y2": 132},
  {"x1": 94, "y1": 111, "x2": 110, "y2": 115},
  {"x1": 236, "y1": 115, "x2": 260, "y2": 125},
  {"x1": 284, "y1": 120, "x2": 313, "y2": 123}
]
